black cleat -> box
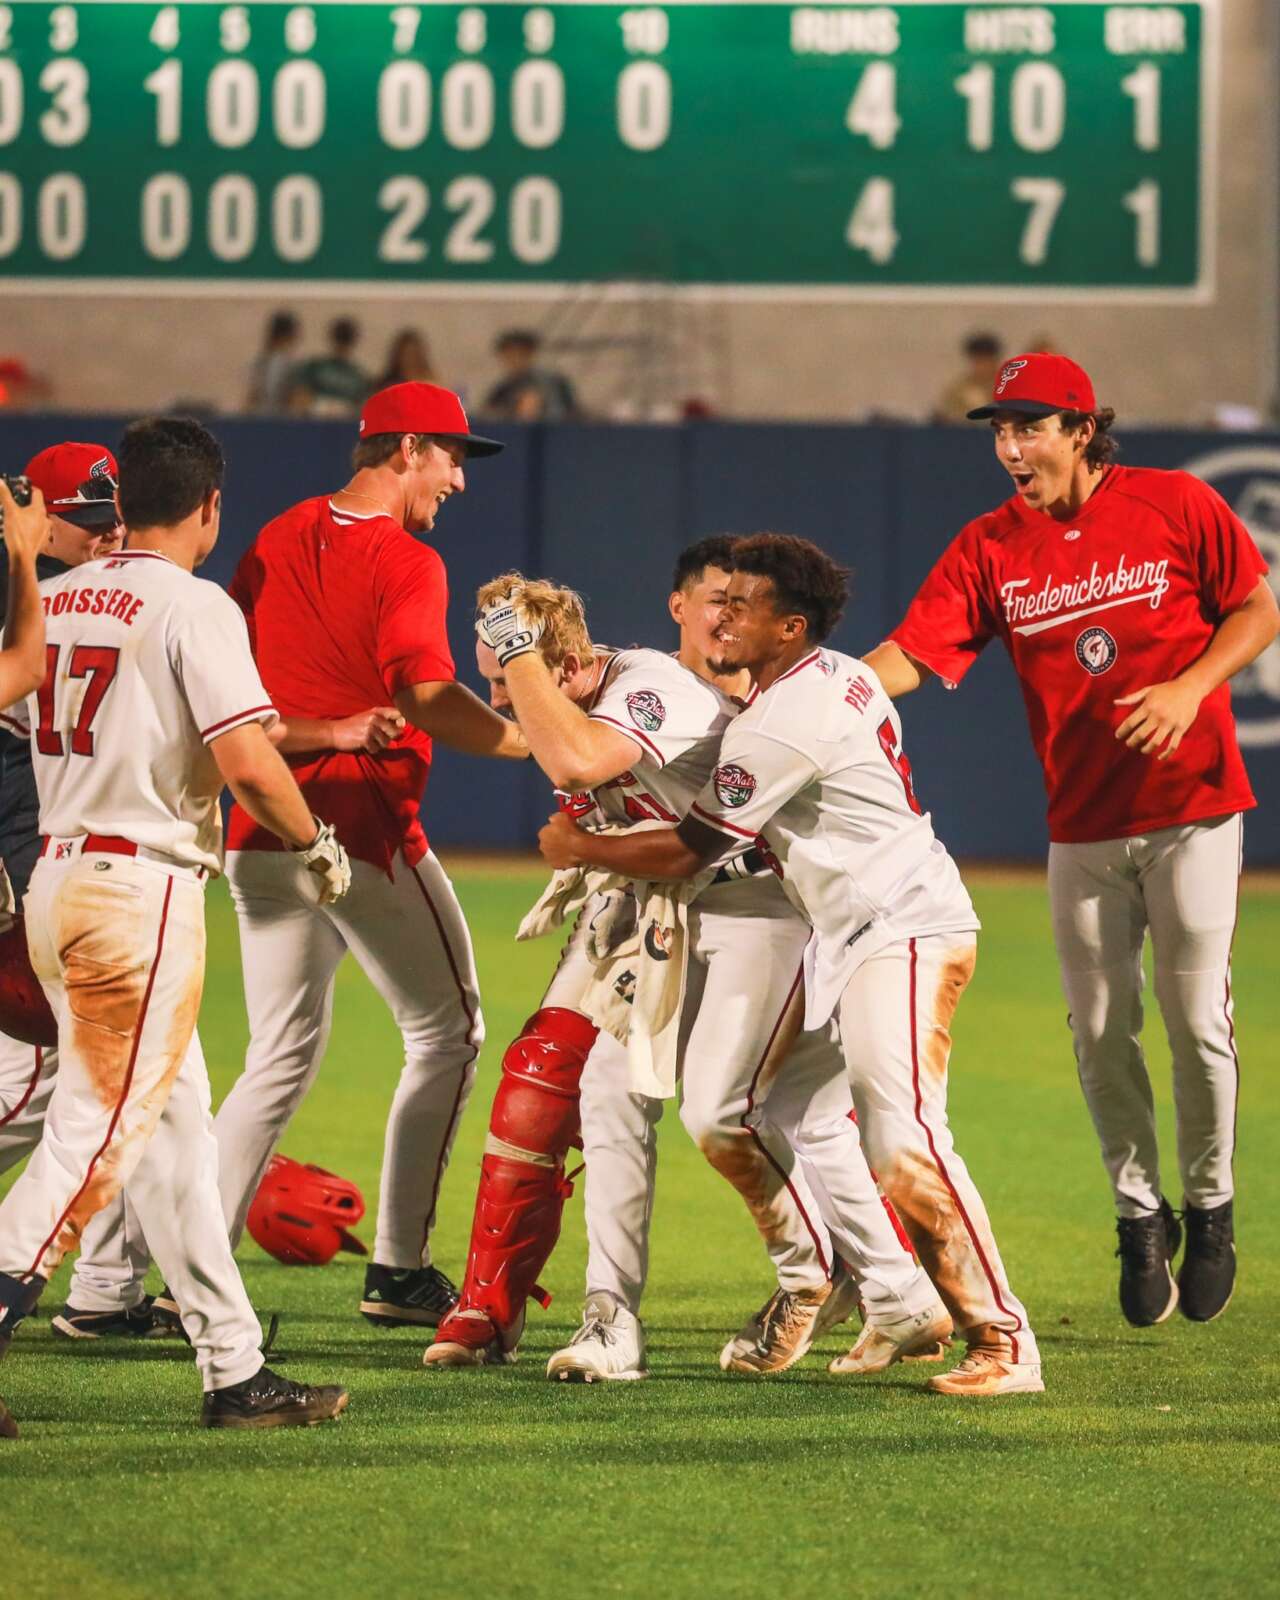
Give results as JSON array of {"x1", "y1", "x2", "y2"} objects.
[
  {"x1": 150, "y1": 1288, "x2": 189, "y2": 1342},
  {"x1": 51, "y1": 1295, "x2": 169, "y2": 1341},
  {"x1": 1116, "y1": 1199, "x2": 1182, "y2": 1326},
  {"x1": 1178, "y1": 1200, "x2": 1235, "y2": 1322},
  {"x1": 360, "y1": 1263, "x2": 459, "y2": 1328},
  {"x1": 200, "y1": 1365, "x2": 348, "y2": 1430}
]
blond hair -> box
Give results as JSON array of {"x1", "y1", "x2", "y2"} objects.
[{"x1": 476, "y1": 571, "x2": 593, "y2": 670}]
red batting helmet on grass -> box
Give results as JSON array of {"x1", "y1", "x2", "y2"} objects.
[
  {"x1": 246, "y1": 1155, "x2": 368, "y2": 1266},
  {"x1": 0, "y1": 916, "x2": 56, "y2": 1047}
]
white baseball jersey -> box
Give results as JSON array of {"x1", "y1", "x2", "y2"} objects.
[
  {"x1": 0, "y1": 549, "x2": 276, "y2": 873},
  {"x1": 567, "y1": 649, "x2": 738, "y2": 828},
  {"x1": 689, "y1": 647, "x2": 978, "y2": 1024}
]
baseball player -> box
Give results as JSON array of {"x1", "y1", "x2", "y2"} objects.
[
  {"x1": 426, "y1": 553, "x2": 947, "y2": 1378},
  {"x1": 0, "y1": 417, "x2": 351, "y2": 1437},
  {"x1": 539, "y1": 534, "x2": 1045, "y2": 1397},
  {"x1": 210, "y1": 381, "x2": 524, "y2": 1331},
  {"x1": 863, "y1": 353, "x2": 1278, "y2": 1327}
]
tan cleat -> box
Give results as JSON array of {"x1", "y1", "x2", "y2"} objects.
[
  {"x1": 828, "y1": 1302, "x2": 953, "y2": 1376},
  {"x1": 720, "y1": 1283, "x2": 834, "y2": 1375},
  {"x1": 900, "y1": 1339, "x2": 951, "y2": 1364},
  {"x1": 927, "y1": 1348, "x2": 1045, "y2": 1397}
]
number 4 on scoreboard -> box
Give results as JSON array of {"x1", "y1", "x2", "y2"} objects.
[{"x1": 845, "y1": 178, "x2": 897, "y2": 265}]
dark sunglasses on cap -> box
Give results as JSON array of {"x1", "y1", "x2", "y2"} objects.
[{"x1": 56, "y1": 477, "x2": 122, "y2": 529}]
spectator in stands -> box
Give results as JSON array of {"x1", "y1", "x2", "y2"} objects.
[
  {"x1": 933, "y1": 331, "x2": 1003, "y2": 424},
  {"x1": 481, "y1": 330, "x2": 578, "y2": 422},
  {"x1": 290, "y1": 317, "x2": 370, "y2": 416},
  {"x1": 244, "y1": 310, "x2": 301, "y2": 415},
  {"x1": 377, "y1": 329, "x2": 439, "y2": 389}
]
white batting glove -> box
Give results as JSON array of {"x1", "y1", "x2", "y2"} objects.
[
  {"x1": 292, "y1": 817, "x2": 352, "y2": 904},
  {"x1": 584, "y1": 886, "x2": 637, "y2": 961},
  {"x1": 477, "y1": 594, "x2": 543, "y2": 668}
]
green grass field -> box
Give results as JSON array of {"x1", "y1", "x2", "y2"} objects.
[{"x1": 2, "y1": 862, "x2": 1277, "y2": 1600}]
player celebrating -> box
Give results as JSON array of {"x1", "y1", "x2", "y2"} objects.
[
  {"x1": 0, "y1": 417, "x2": 352, "y2": 1437},
  {"x1": 214, "y1": 382, "x2": 526, "y2": 1331},
  {"x1": 427, "y1": 555, "x2": 947, "y2": 1379},
  {"x1": 538, "y1": 534, "x2": 1044, "y2": 1397},
  {"x1": 863, "y1": 353, "x2": 1277, "y2": 1327}
]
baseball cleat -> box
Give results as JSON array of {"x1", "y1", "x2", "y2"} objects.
[
  {"x1": 423, "y1": 1304, "x2": 522, "y2": 1368},
  {"x1": 51, "y1": 1295, "x2": 170, "y2": 1341},
  {"x1": 1177, "y1": 1199, "x2": 1235, "y2": 1322},
  {"x1": 546, "y1": 1294, "x2": 648, "y2": 1383},
  {"x1": 200, "y1": 1365, "x2": 349, "y2": 1429},
  {"x1": 361, "y1": 1263, "x2": 459, "y2": 1328},
  {"x1": 1115, "y1": 1199, "x2": 1182, "y2": 1327},
  {"x1": 828, "y1": 1301, "x2": 953, "y2": 1376},
  {"x1": 927, "y1": 1349, "x2": 1045, "y2": 1397},
  {"x1": 811, "y1": 1261, "x2": 862, "y2": 1341},
  {"x1": 719, "y1": 1283, "x2": 834, "y2": 1375}
]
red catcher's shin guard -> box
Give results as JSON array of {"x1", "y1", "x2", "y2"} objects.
[{"x1": 451, "y1": 1008, "x2": 598, "y2": 1339}]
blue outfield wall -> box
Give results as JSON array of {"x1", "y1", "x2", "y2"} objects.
[{"x1": 3, "y1": 415, "x2": 1278, "y2": 865}]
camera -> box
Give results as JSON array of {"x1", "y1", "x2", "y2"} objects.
[{"x1": 0, "y1": 474, "x2": 32, "y2": 507}]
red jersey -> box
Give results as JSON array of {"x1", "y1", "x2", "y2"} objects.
[
  {"x1": 890, "y1": 465, "x2": 1268, "y2": 844},
  {"x1": 225, "y1": 497, "x2": 455, "y2": 872}
]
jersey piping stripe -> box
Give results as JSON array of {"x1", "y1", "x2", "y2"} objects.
[
  {"x1": 773, "y1": 650, "x2": 822, "y2": 686},
  {"x1": 24, "y1": 876, "x2": 174, "y2": 1283},
  {"x1": 0, "y1": 1047, "x2": 44, "y2": 1130},
  {"x1": 584, "y1": 653, "x2": 620, "y2": 713},
  {"x1": 690, "y1": 800, "x2": 756, "y2": 840},
  {"x1": 326, "y1": 500, "x2": 384, "y2": 523},
  {"x1": 407, "y1": 856, "x2": 482, "y2": 1252},
  {"x1": 589, "y1": 711, "x2": 665, "y2": 767},
  {"x1": 905, "y1": 937, "x2": 1024, "y2": 1361},
  {"x1": 739, "y1": 961, "x2": 830, "y2": 1278},
  {"x1": 0, "y1": 711, "x2": 28, "y2": 737},
  {"x1": 105, "y1": 550, "x2": 171, "y2": 564},
  {"x1": 199, "y1": 704, "x2": 276, "y2": 741}
]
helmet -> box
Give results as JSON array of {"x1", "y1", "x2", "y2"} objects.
[
  {"x1": 0, "y1": 916, "x2": 57, "y2": 1047},
  {"x1": 246, "y1": 1155, "x2": 368, "y2": 1266}
]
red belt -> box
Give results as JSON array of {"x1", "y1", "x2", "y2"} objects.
[{"x1": 40, "y1": 834, "x2": 139, "y2": 859}]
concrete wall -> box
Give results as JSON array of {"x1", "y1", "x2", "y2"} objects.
[{"x1": 1, "y1": 0, "x2": 1274, "y2": 426}]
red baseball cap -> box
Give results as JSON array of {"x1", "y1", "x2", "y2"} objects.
[
  {"x1": 967, "y1": 353, "x2": 1098, "y2": 419},
  {"x1": 24, "y1": 441, "x2": 120, "y2": 525},
  {"x1": 359, "y1": 382, "x2": 504, "y2": 457}
]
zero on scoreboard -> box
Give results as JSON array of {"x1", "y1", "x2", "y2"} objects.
[{"x1": 0, "y1": 1, "x2": 1214, "y2": 296}]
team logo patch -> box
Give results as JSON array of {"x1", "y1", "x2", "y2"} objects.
[
  {"x1": 626, "y1": 690, "x2": 666, "y2": 734},
  {"x1": 816, "y1": 652, "x2": 836, "y2": 677},
  {"x1": 1075, "y1": 625, "x2": 1118, "y2": 676},
  {"x1": 995, "y1": 358, "x2": 1028, "y2": 395},
  {"x1": 713, "y1": 763, "x2": 757, "y2": 809},
  {"x1": 644, "y1": 920, "x2": 675, "y2": 961}
]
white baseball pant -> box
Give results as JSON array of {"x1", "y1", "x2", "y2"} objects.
[
  {"x1": 1048, "y1": 813, "x2": 1242, "y2": 1220},
  {"x1": 678, "y1": 878, "x2": 936, "y2": 1320},
  {"x1": 0, "y1": 1033, "x2": 150, "y2": 1313},
  {"x1": 214, "y1": 847, "x2": 482, "y2": 1266},
  {"x1": 0, "y1": 852, "x2": 262, "y2": 1390},
  {"x1": 839, "y1": 933, "x2": 1038, "y2": 1363}
]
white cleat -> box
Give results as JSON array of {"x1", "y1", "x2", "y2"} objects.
[
  {"x1": 927, "y1": 1348, "x2": 1045, "y2": 1397},
  {"x1": 547, "y1": 1294, "x2": 648, "y2": 1383},
  {"x1": 828, "y1": 1300, "x2": 954, "y2": 1376}
]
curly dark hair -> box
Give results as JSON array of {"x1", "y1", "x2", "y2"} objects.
[
  {"x1": 1060, "y1": 406, "x2": 1120, "y2": 470},
  {"x1": 729, "y1": 533, "x2": 850, "y2": 644},
  {"x1": 117, "y1": 416, "x2": 224, "y2": 530},
  {"x1": 671, "y1": 535, "x2": 738, "y2": 594}
]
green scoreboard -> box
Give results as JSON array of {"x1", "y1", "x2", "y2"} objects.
[{"x1": 0, "y1": 0, "x2": 1213, "y2": 293}]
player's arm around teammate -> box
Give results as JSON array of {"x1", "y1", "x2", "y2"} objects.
[
  {"x1": 0, "y1": 418, "x2": 350, "y2": 1439},
  {"x1": 864, "y1": 353, "x2": 1276, "y2": 1331},
  {"x1": 541, "y1": 536, "x2": 1044, "y2": 1397}
]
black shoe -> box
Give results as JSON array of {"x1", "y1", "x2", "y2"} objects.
[
  {"x1": 1178, "y1": 1200, "x2": 1235, "y2": 1322},
  {"x1": 150, "y1": 1288, "x2": 189, "y2": 1342},
  {"x1": 360, "y1": 1263, "x2": 459, "y2": 1328},
  {"x1": 1116, "y1": 1200, "x2": 1181, "y2": 1326},
  {"x1": 51, "y1": 1295, "x2": 168, "y2": 1341},
  {"x1": 200, "y1": 1365, "x2": 348, "y2": 1430}
]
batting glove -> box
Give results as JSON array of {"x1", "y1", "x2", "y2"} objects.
[
  {"x1": 292, "y1": 817, "x2": 352, "y2": 904},
  {"x1": 477, "y1": 594, "x2": 543, "y2": 668}
]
